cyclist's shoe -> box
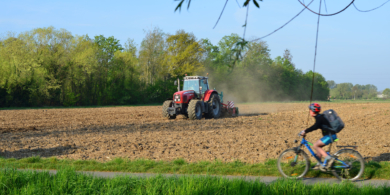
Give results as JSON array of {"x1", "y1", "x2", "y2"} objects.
[
  {"x1": 325, "y1": 157, "x2": 336, "y2": 169},
  {"x1": 320, "y1": 157, "x2": 336, "y2": 171},
  {"x1": 311, "y1": 164, "x2": 321, "y2": 170},
  {"x1": 319, "y1": 165, "x2": 327, "y2": 172}
]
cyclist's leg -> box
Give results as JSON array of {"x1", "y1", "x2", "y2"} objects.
[
  {"x1": 319, "y1": 134, "x2": 338, "y2": 168},
  {"x1": 313, "y1": 140, "x2": 327, "y2": 159}
]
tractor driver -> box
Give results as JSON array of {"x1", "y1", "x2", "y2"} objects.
[
  {"x1": 187, "y1": 80, "x2": 198, "y2": 91},
  {"x1": 300, "y1": 103, "x2": 337, "y2": 170}
]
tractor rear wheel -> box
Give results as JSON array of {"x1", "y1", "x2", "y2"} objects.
[
  {"x1": 206, "y1": 94, "x2": 221, "y2": 119},
  {"x1": 162, "y1": 100, "x2": 176, "y2": 119},
  {"x1": 188, "y1": 100, "x2": 202, "y2": 120}
]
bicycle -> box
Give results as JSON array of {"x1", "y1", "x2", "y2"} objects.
[{"x1": 277, "y1": 133, "x2": 365, "y2": 181}]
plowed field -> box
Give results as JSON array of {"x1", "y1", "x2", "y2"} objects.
[{"x1": 1, "y1": 102, "x2": 389, "y2": 163}]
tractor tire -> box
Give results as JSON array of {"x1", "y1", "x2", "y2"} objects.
[
  {"x1": 235, "y1": 107, "x2": 239, "y2": 116},
  {"x1": 162, "y1": 100, "x2": 176, "y2": 119},
  {"x1": 188, "y1": 100, "x2": 202, "y2": 120},
  {"x1": 205, "y1": 93, "x2": 221, "y2": 119}
]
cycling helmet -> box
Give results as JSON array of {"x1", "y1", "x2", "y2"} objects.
[{"x1": 309, "y1": 103, "x2": 321, "y2": 113}]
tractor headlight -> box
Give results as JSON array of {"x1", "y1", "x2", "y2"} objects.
[{"x1": 174, "y1": 94, "x2": 181, "y2": 102}]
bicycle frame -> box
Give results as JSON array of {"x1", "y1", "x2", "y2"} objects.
[{"x1": 297, "y1": 136, "x2": 351, "y2": 169}]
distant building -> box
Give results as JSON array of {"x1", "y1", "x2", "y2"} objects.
[{"x1": 377, "y1": 94, "x2": 388, "y2": 98}]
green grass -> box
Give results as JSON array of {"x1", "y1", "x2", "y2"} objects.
[
  {"x1": 0, "y1": 168, "x2": 389, "y2": 195},
  {"x1": 1, "y1": 157, "x2": 389, "y2": 180}
]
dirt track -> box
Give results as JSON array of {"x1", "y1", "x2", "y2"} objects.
[{"x1": 0, "y1": 102, "x2": 389, "y2": 163}]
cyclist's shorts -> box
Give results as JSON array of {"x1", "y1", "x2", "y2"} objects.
[{"x1": 320, "y1": 134, "x2": 338, "y2": 145}]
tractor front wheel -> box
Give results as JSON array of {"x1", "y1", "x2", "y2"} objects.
[
  {"x1": 188, "y1": 100, "x2": 202, "y2": 120},
  {"x1": 206, "y1": 94, "x2": 221, "y2": 119},
  {"x1": 162, "y1": 100, "x2": 176, "y2": 119}
]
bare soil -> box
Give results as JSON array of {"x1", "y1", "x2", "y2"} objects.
[{"x1": 0, "y1": 102, "x2": 389, "y2": 163}]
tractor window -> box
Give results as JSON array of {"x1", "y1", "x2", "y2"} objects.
[
  {"x1": 183, "y1": 79, "x2": 199, "y2": 92},
  {"x1": 200, "y1": 79, "x2": 208, "y2": 94}
]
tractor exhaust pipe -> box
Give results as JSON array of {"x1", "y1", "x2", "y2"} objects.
[{"x1": 177, "y1": 78, "x2": 180, "y2": 92}]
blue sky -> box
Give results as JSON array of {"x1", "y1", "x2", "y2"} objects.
[{"x1": 1, "y1": 0, "x2": 389, "y2": 90}]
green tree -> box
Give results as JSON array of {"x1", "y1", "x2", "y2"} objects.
[
  {"x1": 64, "y1": 35, "x2": 98, "y2": 106},
  {"x1": 164, "y1": 30, "x2": 204, "y2": 77},
  {"x1": 0, "y1": 27, "x2": 71, "y2": 106},
  {"x1": 139, "y1": 27, "x2": 166, "y2": 84},
  {"x1": 327, "y1": 80, "x2": 337, "y2": 89},
  {"x1": 107, "y1": 40, "x2": 139, "y2": 104},
  {"x1": 364, "y1": 84, "x2": 378, "y2": 99},
  {"x1": 330, "y1": 83, "x2": 353, "y2": 99},
  {"x1": 93, "y1": 35, "x2": 123, "y2": 104},
  {"x1": 383, "y1": 88, "x2": 390, "y2": 98}
]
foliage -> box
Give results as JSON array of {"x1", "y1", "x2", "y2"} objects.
[
  {"x1": 164, "y1": 30, "x2": 204, "y2": 77},
  {"x1": 382, "y1": 88, "x2": 390, "y2": 98},
  {"x1": 139, "y1": 27, "x2": 166, "y2": 85},
  {"x1": 0, "y1": 27, "x2": 175, "y2": 107},
  {"x1": 327, "y1": 80, "x2": 337, "y2": 89},
  {"x1": 0, "y1": 26, "x2": 367, "y2": 107},
  {"x1": 330, "y1": 83, "x2": 378, "y2": 100}
]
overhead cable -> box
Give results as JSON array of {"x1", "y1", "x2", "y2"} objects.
[
  {"x1": 309, "y1": 0, "x2": 322, "y2": 104},
  {"x1": 353, "y1": 0, "x2": 390, "y2": 12},
  {"x1": 243, "y1": 3, "x2": 250, "y2": 39},
  {"x1": 324, "y1": 0, "x2": 328, "y2": 13},
  {"x1": 235, "y1": 0, "x2": 241, "y2": 8},
  {"x1": 250, "y1": 0, "x2": 315, "y2": 42},
  {"x1": 213, "y1": 0, "x2": 229, "y2": 29},
  {"x1": 298, "y1": 0, "x2": 355, "y2": 16}
]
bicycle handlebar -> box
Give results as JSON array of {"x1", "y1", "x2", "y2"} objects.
[{"x1": 297, "y1": 131, "x2": 306, "y2": 138}]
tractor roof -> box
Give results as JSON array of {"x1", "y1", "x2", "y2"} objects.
[{"x1": 184, "y1": 76, "x2": 208, "y2": 80}]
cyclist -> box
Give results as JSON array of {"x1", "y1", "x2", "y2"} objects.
[{"x1": 300, "y1": 103, "x2": 337, "y2": 170}]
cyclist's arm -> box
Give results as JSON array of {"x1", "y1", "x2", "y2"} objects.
[{"x1": 304, "y1": 119, "x2": 320, "y2": 133}]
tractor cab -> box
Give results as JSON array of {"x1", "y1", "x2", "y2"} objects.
[{"x1": 182, "y1": 76, "x2": 209, "y2": 96}]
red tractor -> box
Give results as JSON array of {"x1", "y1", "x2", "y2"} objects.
[{"x1": 162, "y1": 75, "x2": 239, "y2": 120}]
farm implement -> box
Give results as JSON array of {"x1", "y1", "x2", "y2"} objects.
[{"x1": 162, "y1": 75, "x2": 239, "y2": 120}]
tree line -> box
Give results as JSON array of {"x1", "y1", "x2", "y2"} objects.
[
  {"x1": 327, "y1": 80, "x2": 389, "y2": 99},
  {"x1": 0, "y1": 27, "x2": 330, "y2": 107}
]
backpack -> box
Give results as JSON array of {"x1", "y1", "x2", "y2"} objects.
[{"x1": 321, "y1": 109, "x2": 344, "y2": 133}]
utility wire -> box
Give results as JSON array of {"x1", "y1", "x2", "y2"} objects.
[
  {"x1": 324, "y1": 0, "x2": 328, "y2": 13},
  {"x1": 250, "y1": 0, "x2": 315, "y2": 42},
  {"x1": 310, "y1": 0, "x2": 322, "y2": 104},
  {"x1": 243, "y1": 3, "x2": 250, "y2": 39},
  {"x1": 213, "y1": 0, "x2": 229, "y2": 29},
  {"x1": 308, "y1": 0, "x2": 322, "y2": 123},
  {"x1": 236, "y1": 0, "x2": 241, "y2": 8},
  {"x1": 353, "y1": 0, "x2": 390, "y2": 12},
  {"x1": 298, "y1": 0, "x2": 354, "y2": 16}
]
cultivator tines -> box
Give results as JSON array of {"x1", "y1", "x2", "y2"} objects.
[{"x1": 221, "y1": 101, "x2": 239, "y2": 117}]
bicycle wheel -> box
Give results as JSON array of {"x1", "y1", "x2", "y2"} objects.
[
  {"x1": 331, "y1": 149, "x2": 365, "y2": 181},
  {"x1": 277, "y1": 148, "x2": 310, "y2": 179}
]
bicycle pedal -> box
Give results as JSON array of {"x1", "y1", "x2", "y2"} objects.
[{"x1": 319, "y1": 166, "x2": 329, "y2": 172}]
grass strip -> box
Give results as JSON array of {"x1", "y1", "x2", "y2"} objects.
[
  {"x1": 0, "y1": 157, "x2": 389, "y2": 180},
  {"x1": 0, "y1": 168, "x2": 389, "y2": 195}
]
